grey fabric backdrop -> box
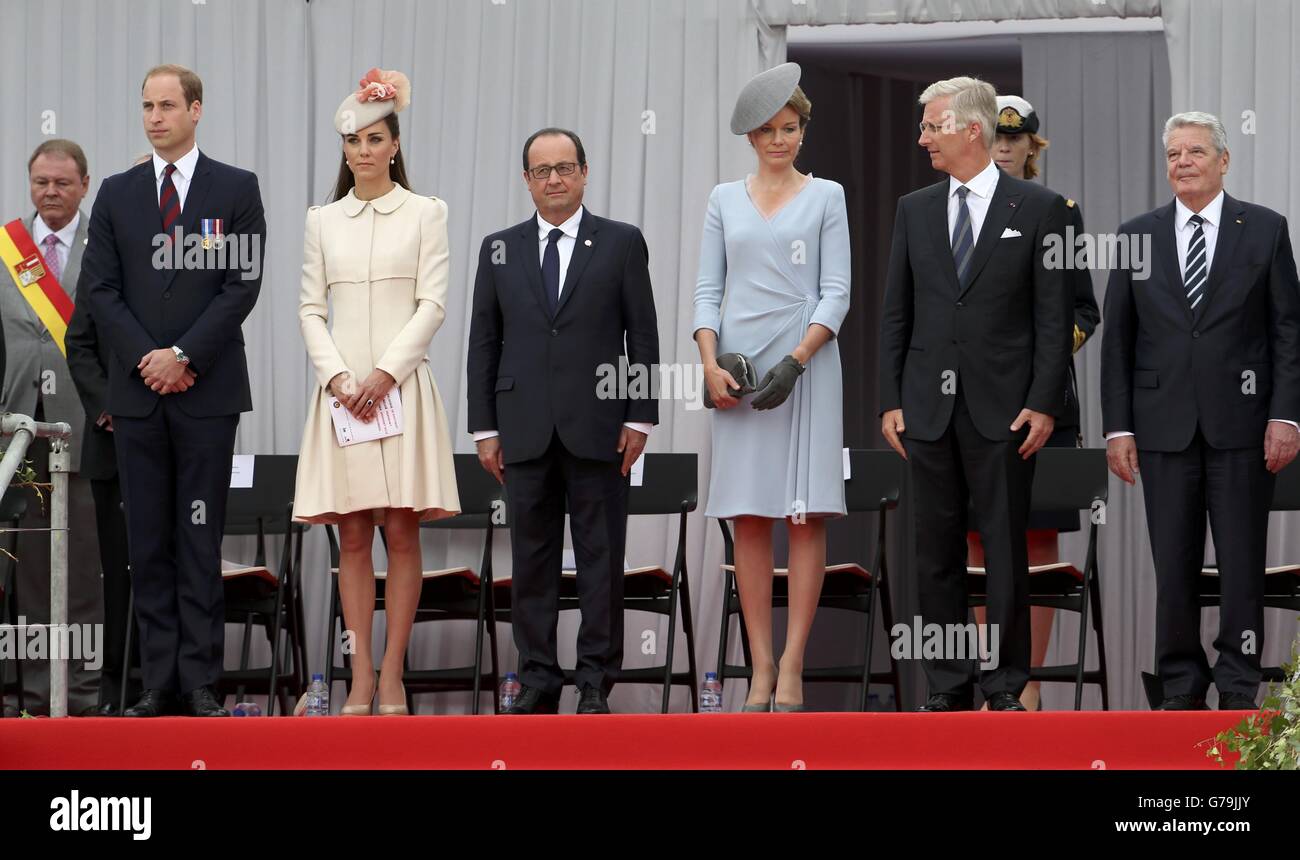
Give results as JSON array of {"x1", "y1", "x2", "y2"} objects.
[{"x1": 2, "y1": 0, "x2": 1295, "y2": 713}]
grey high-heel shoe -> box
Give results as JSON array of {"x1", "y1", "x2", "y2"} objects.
[
  {"x1": 773, "y1": 701, "x2": 808, "y2": 713},
  {"x1": 741, "y1": 699, "x2": 772, "y2": 713}
]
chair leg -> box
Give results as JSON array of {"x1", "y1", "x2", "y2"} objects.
[
  {"x1": 325, "y1": 574, "x2": 341, "y2": 697},
  {"x1": 472, "y1": 583, "x2": 488, "y2": 716},
  {"x1": 678, "y1": 569, "x2": 700, "y2": 713},
  {"x1": 266, "y1": 578, "x2": 287, "y2": 716},
  {"x1": 715, "y1": 567, "x2": 734, "y2": 683},
  {"x1": 860, "y1": 575, "x2": 879, "y2": 712},
  {"x1": 236, "y1": 610, "x2": 255, "y2": 703},
  {"x1": 1073, "y1": 580, "x2": 1092, "y2": 712},
  {"x1": 661, "y1": 569, "x2": 684, "y2": 714},
  {"x1": 877, "y1": 566, "x2": 903, "y2": 712},
  {"x1": 1089, "y1": 570, "x2": 1110, "y2": 711}
]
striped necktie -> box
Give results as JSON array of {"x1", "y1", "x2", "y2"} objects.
[
  {"x1": 951, "y1": 185, "x2": 974, "y2": 286},
  {"x1": 159, "y1": 163, "x2": 181, "y2": 235},
  {"x1": 1184, "y1": 213, "x2": 1207, "y2": 310}
]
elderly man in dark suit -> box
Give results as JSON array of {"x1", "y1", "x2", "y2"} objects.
[{"x1": 1102, "y1": 111, "x2": 1300, "y2": 711}]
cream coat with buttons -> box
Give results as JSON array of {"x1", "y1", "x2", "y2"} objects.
[{"x1": 293, "y1": 184, "x2": 459, "y2": 523}]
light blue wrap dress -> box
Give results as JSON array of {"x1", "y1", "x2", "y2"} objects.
[{"x1": 693, "y1": 176, "x2": 851, "y2": 519}]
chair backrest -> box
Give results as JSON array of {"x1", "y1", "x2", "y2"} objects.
[
  {"x1": 628, "y1": 453, "x2": 698, "y2": 516},
  {"x1": 1272, "y1": 462, "x2": 1300, "y2": 511},
  {"x1": 225, "y1": 454, "x2": 299, "y2": 535},
  {"x1": 1029, "y1": 448, "x2": 1108, "y2": 514},
  {"x1": 844, "y1": 449, "x2": 904, "y2": 513}
]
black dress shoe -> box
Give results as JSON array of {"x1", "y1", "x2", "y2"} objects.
[
  {"x1": 986, "y1": 692, "x2": 1027, "y2": 712},
  {"x1": 77, "y1": 702, "x2": 117, "y2": 717},
  {"x1": 182, "y1": 686, "x2": 230, "y2": 717},
  {"x1": 123, "y1": 689, "x2": 176, "y2": 717},
  {"x1": 917, "y1": 693, "x2": 973, "y2": 712},
  {"x1": 1218, "y1": 692, "x2": 1258, "y2": 710},
  {"x1": 503, "y1": 684, "x2": 560, "y2": 715},
  {"x1": 1159, "y1": 694, "x2": 1209, "y2": 711},
  {"x1": 576, "y1": 686, "x2": 611, "y2": 714}
]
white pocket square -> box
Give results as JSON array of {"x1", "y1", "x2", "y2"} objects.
[{"x1": 1000, "y1": 228, "x2": 1022, "y2": 238}]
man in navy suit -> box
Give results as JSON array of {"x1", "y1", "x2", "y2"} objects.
[
  {"x1": 467, "y1": 128, "x2": 659, "y2": 714},
  {"x1": 79, "y1": 64, "x2": 265, "y2": 717},
  {"x1": 1102, "y1": 111, "x2": 1300, "y2": 711}
]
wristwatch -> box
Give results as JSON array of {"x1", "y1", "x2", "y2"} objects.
[{"x1": 172, "y1": 345, "x2": 191, "y2": 366}]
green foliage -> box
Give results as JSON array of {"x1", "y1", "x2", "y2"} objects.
[{"x1": 1207, "y1": 632, "x2": 1300, "y2": 770}]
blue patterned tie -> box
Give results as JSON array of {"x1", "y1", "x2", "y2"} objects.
[
  {"x1": 542, "y1": 227, "x2": 563, "y2": 316},
  {"x1": 951, "y1": 185, "x2": 974, "y2": 286}
]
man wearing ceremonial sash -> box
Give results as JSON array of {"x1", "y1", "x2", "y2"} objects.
[{"x1": 0, "y1": 139, "x2": 103, "y2": 716}]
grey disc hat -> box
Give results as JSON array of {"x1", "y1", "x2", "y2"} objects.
[{"x1": 730, "y1": 62, "x2": 802, "y2": 135}]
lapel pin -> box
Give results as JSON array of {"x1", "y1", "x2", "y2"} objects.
[
  {"x1": 1008, "y1": 201, "x2": 1016, "y2": 208},
  {"x1": 584, "y1": 239, "x2": 592, "y2": 246},
  {"x1": 1236, "y1": 218, "x2": 1243, "y2": 224}
]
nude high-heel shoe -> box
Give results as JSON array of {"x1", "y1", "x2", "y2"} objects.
[
  {"x1": 340, "y1": 671, "x2": 377, "y2": 716},
  {"x1": 376, "y1": 672, "x2": 409, "y2": 716}
]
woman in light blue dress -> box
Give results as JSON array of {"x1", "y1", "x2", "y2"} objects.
[{"x1": 693, "y1": 64, "x2": 850, "y2": 711}]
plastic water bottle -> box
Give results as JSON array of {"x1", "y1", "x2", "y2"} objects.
[
  {"x1": 700, "y1": 672, "x2": 723, "y2": 713},
  {"x1": 499, "y1": 672, "x2": 521, "y2": 711},
  {"x1": 305, "y1": 673, "x2": 329, "y2": 716},
  {"x1": 232, "y1": 701, "x2": 262, "y2": 717}
]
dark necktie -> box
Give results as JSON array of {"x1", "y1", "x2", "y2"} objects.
[
  {"x1": 159, "y1": 163, "x2": 181, "y2": 236},
  {"x1": 951, "y1": 185, "x2": 974, "y2": 286},
  {"x1": 1184, "y1": 213, "x2": 1207, "y2": 310},
  {"x1": 542, "y1": 227, "x2": 563, "y2": 316}
]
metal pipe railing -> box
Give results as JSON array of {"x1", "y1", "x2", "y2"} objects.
[{"x1": 1, "y1": 412, "x2": 73, "y2": 717}]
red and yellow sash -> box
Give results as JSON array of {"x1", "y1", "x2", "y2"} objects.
[{"x1": 0, "y1": 219, "x2": 74, "y2": 356}]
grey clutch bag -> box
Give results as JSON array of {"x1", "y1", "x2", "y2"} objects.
[{"x1": 704, "y1": 352, "x2": 758, "y2": 409}]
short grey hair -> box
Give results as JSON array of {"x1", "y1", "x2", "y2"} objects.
[
  {"x1": 919, "y1": 76, "x2": 998, "y2": 148},
  {"x1": 1163, "y1": 111, "x2": 1228, "y2": 154}
]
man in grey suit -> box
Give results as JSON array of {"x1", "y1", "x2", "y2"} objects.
[{"x1": 1, "y1": 139, "x2": 103, "y2": 716}]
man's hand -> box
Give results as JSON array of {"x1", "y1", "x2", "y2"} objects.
[
  {"x1": 139, "y1": 348, "x2": 195, "y2": 394},
  {"x1": 476, "y1": 436, "x2": 505, "y2": 484},
  {"x1": 1106, "y1": 435, "x2": 1140, "y2": 485},
  {"x1": 617, "y1": 426, "x2": 647, "y2": 477},
  {"x1": 1264, "y1": 421, "x2": 1300, "y2": 474},
  {"x1": 96, "y1": 411, "x2": 114, "y2": 433},
  {"x1": 1011, "y1": 408, "x2": 1055, "y2": 459},
  {"x1": 881, "y1": 409, "x2": 907, "y2": 460}
]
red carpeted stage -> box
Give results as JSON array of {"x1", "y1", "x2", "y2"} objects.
[{"x1": 0, "y1": 711, "x2": 1250, "y2": 769}]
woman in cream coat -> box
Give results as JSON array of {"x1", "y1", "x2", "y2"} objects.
[{"x1": 294, "y1": 69, "x2": 459, "y2": 715}]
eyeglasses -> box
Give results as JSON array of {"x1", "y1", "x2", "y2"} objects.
[
  {"x1": 528, "y1": 162, "x2": 579, "y2": 181},
  {"x1": 918, "y1": 120, "x2": 966, "y2": 135}
]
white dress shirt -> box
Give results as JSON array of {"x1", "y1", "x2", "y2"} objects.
[
  {"x1": 472, "y1": 205, "x2": 653, "y2": 442},
  {"x1": 152, "y1": 143, "x2": 200, "y2": 211},
  {"x1": 947, "y1": 158, "x2": 1001, "y2": 244},
  {"x1": 1106, "y1": 189, "x2": 1297, "y2": 439},
  {"x1": 31, "y1": 212, "x2": 80, "y2": 279}
]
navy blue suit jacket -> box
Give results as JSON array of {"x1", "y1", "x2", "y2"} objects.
[
  {"x1": 78, "y1": 151, "x2": 265, "y2": 418},
  {"x1": 466, "y1": 209, "x2": 659, "y2": 464}
]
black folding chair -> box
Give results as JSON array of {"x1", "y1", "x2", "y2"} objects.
[
  {"x1": 715, "y1": 449, "x2": 903, "y2": 711},
  {"x1": 121, "y1": 455, "x2": 308, "y2": 714},
  {"x1": 966, "y1": 447, "x2": 1110, "y2": 710},
  {"x1": 490, "y1": 453, "x2": 700, "y2": 712},
  {"x1": 1198, "y1": 462, "x2": 1300, "y2": 685},
  {"x1": 323, "y1": 453, "x2": 504, "y2": 714},
  {"x1": 0, "y1": 491, "x2": 29, "y2": 713}
]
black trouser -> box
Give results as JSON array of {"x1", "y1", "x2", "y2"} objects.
[
  {"x1": 90, "y1": 476, "x2": 139, "y2": 708},
  {"x1": 503, "y1": 431, "x2": 629, "y2": 695},
  {"x1": 114, "y1": 398, "x2": 237, "y2": 694},
  {"x1": 1140, "y1": 429, "x2": 1272, "y2": 698},
  {"x1": 905, "y1": 388, "x2": 1035, "y2": 699}
]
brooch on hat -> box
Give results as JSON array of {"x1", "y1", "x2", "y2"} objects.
[{"x1": 334, "y1": 67, "x2": 411, "y2": 134}]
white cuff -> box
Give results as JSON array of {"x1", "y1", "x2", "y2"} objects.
[
  {"x1": 472, "y1": 430, "x2": 500, "y2": 442},
  {"x1": 1268, "y1": 419, "x2": 1300, "y2": 431},
  {"x1": 623, "y1": 422, "x2": 652, "y2": 436},
  {"x1": 1104, "y1": 431, "x2": 1135, "y2": 441}
]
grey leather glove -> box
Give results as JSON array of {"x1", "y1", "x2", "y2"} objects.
[{"x1": 751, "y1": 355, "x2": 805, "y2": 410}]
